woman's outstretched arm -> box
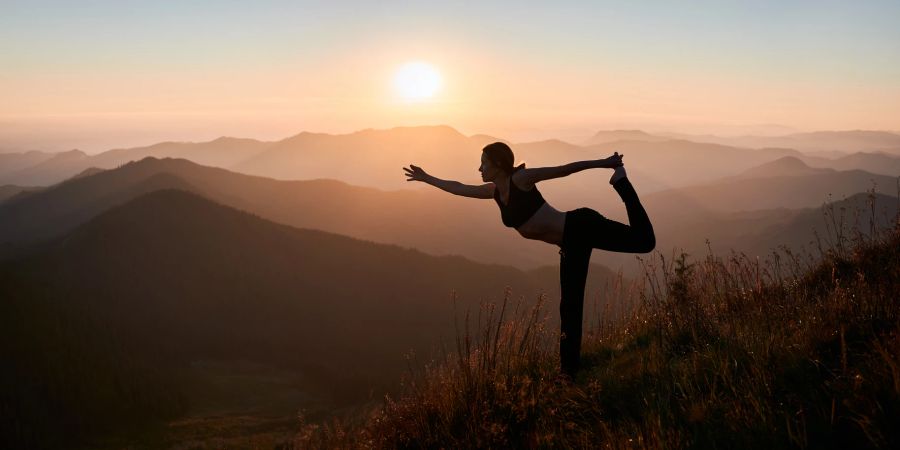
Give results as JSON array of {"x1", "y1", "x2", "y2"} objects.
[
  {"x1": 516, "y1": 152, "x2": 623, "y2": 186},
  {"x1": 403, "y1": 164, "x2": 494, "y2": 199}
]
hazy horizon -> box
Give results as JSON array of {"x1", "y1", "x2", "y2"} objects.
[
  {"x1": 3, "y1": 1, "x2": 900, "y2": 153},
  {"x1": 4, "y1": 122, "x2": 900, "y2": 155}
]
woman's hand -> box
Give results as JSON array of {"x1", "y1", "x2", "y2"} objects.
[
  {"x1": 403, "y1": 164, "x2": 430, "y2": 182},
  {"x1": 600, "y1": 152, "x2": 624, "y2": 168}
]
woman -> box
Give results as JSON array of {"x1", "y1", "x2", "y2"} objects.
[{"x1": 402, "y1": 141, "x2": 655, "y2": 380}]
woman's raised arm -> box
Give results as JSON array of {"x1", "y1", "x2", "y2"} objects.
[
  {"x1": 516, "y1": 152, "x2": 623, "y2": 186},
  {"x1": 403, "y1": 164, "x2": 494, "y2": 199}
]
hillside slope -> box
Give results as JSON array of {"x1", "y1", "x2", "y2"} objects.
[
  {"x1": 1, "y1": 188, "x2": 619, "y2": 448},
  {"x1": 299, "y1": 222, "x2": 900, "y2": 449}
]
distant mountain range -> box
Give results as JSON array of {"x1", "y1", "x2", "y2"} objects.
[
  {"x1": 583, "y1": 129, "x2": 672, "y2": 146},
  {"x1": 800, "y1": 151, "x2": 900, "y2": 176},
  {"x1": 732, "y1": 156, "x2": 834, "y2": 179},
  {"x1": 582, "y1": 128, "x2": 900, "y2": 154},
  {"x1": 643, "y1": 159, "x2": 897, "y2": 212},
  {"x1": 655, "y1": 130, "x2": 900, "y2": 155},
  {"x1": 650, "y1": 191, "x2": 899, "y2": 262},
  {"x1": 0, "y1": 157, "x2": 568, "y2": 270},
  {"x1": 8, "y1": 187, "x2": 589, "y2": 371},
  {"x1": 1, "y1": 125, "x2": 896, "y2": 280},
  {"x1": 2, "y1": 126, "x2": 898, "y2": 194},
  {"x1": 0, "y1": 184, "x2": 40, "y2": 203},
  {"x1": 1, "y1": 154, "x2": 896, "y2": 280},
  {"x1": 0, "y1": 126, "x2": 498, "y2": 188}
]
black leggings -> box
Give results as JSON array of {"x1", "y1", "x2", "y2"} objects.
[{"x1": 557, "y1": 177, "x2": 655, "y2": 376}]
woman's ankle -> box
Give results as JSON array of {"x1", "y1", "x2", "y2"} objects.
[{"x1": 609, "y1": 166, "x2": 627, "y2": 185}]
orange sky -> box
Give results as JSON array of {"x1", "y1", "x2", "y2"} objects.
[{"x1": 2, "y1": 1, "x2": 899, "y2": 152}]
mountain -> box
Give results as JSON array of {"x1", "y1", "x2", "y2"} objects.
[
  {"x1": 0, "y1": 126, "x2": 811, "y2": 195},
  {"x1": 0, "y1": 188, "x2": 622, "y2": 443},
  {"x1": 12, "y1": 125, "x2": 893, "y2": 204},
  {"x1": 0, "y1": 188, "x2": 604, "y2": 447},
  {"x1": 798, "y1": 151, "x2": 900, "y2": 177},
  {"x1": 732, "y1": 156, "x2": 834, "y2": 179},
  {"x1": 784, "y1": 130, "x2": 900, "y2": 153},
  {"x1": 4, "y1": 127, "x2": 898, "y2": 201},
  {"x1": 0, "y1": 185, "x2": 42, "y2": 204},
  {"x1": 578, "y1": 139, "x2": 801, "y2": 192},
  {"x1": 0, "y1": 150, "x2": 55, "y2": 179},
  {"x1": 657, "y1": 130, "x2": 900, "y2": 154},
  {"x1": 740, "y1": 192, "x2": 900, "y2": 257},
  {"x1": 583, "y1": 129, "x2": 670, "y2": 146},
  {"x1": 4, "y1": 154, "x2": 895, "y2": 279},
  {"x1": 514, "y1": 139, "x2": 581, "y2": 152},
  {"x1": 0, "y1": 126, "x2": 503, "y2": 190},
  {"x1": 0, "y1": 149, "x2": 88, "y2": 185},
  {"x1": 0, "y1": 138, "x2": 270, "y2": 187},
  {"x1": 0, "y1": 159, "x2": 202, "y2": 251},
  {"x1": 28, "y1": 188, "x2": 575, "y2": 357},
  {"x1": 478, "y1": 137, "x2": 807, "y2": 202},
  {"x1": 651, "y1": 192, "x2": 899, "y2": 260},
  {"x1": 232, "y1": 125, "x2": 499, "y2": 188},
  {"x1": 91, "y1": 136, "x2": 271, "y2": 169},
  {"x1": 0, "y1": 157, "x2": 576, "y2": 271},
  {"x1": 66, "y1": 166, "x2": 106, "y2": 180},
  {"x1": 643, "y1": 168, "x2": 898, "y2": 213}
]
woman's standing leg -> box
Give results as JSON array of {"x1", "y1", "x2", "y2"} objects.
[{"x1": 558, "y1": 243, "x2": 592, "y2": 377}]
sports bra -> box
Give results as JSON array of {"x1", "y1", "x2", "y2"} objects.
[{"x1": 493, "y1": 168, "x2": 547, "y2": 228}]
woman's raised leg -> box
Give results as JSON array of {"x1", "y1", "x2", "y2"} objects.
[{"x1": 586, "y1": 177, "x2": 655, "y2": 253}]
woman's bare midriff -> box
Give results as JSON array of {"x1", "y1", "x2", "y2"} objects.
[{"x1": 515, "y1": 202, "x2": 566, "y2": 246}]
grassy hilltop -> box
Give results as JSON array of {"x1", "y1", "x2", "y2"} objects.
[{"x1": 295, "y1": 211, "x2": 900, "y2": 449}]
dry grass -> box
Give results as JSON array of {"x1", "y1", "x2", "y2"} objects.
[{"x1": 287, "y1": 194, "x2": 900, "y2": 449}]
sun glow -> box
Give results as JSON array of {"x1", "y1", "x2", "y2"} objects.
[{"x1": 392, "y1": 61, "x2": 442, "y2": 102}]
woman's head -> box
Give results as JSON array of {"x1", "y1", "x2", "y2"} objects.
[{"x1": 480, "y1": 142, "x2": 524, "y2": 181}]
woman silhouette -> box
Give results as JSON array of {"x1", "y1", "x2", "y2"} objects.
[{"x1": 403, "y1": 141, "x2": 655, "y2": 380}]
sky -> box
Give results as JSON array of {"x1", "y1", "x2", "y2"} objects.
[{"x1": 1, "y1": 0, "x2": 899, "y2": 152}]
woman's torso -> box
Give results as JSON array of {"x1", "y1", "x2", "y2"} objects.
[{"x1": 495, "y1": 173, "x2": 566, "y2": 246}]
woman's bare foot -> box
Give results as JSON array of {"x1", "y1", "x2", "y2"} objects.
[{"x1": 609, "y1": 165, "x2": 627, "y2": 185}]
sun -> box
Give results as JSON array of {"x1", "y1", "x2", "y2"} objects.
[{"x1": 393, "y1": 61, "x2": 442, "y2": 102}]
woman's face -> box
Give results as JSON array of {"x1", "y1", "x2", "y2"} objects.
[{"x1": 479, "y1": 152, "x2": 501, "y2": 182}]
